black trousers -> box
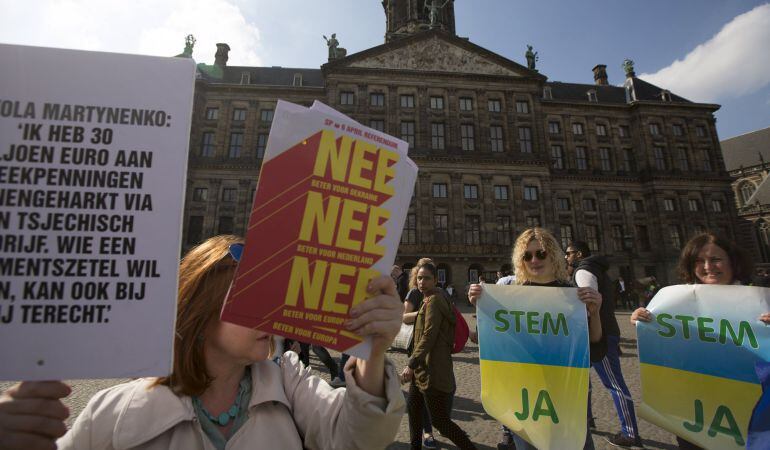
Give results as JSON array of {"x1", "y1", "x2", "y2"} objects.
[{"x1": 407, "y1": 382, "x2": 476, "y2": 450}]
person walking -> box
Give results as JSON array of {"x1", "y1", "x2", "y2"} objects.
[{"x1": 566, "y1": 241, "x2": 642, "y2": 448}]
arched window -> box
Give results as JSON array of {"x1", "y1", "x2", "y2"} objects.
[
  {"x1": 740, "y1": 182, "x2": 756, "y2": 205},
  {"x1": 757, "y1": 222, "x2": 770, "y2": 262},
  {"x1": 468, "y1": 264, "x2": 484, "y2": 284}
]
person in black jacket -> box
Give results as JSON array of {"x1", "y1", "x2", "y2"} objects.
[{"x1": 567, "y1": 241, "x2": 642, "y2": 448}]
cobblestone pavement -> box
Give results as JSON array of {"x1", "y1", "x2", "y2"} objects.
[{"x1": 1, "y1": 308, "x2": 680, "y2": 449}]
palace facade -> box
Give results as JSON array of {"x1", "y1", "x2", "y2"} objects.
[{"x1": 181, "y1": 1, "x2": 736, "y2": 288}]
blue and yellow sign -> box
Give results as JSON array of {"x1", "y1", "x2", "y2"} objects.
[
  {"x1": 478, "y1": 285, "x2": 590, "y2": 450},
  {"x1": 637, "y1": 285, "x2": 770, "y2": 450}
]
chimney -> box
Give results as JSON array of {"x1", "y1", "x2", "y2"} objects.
[
  {"x1": 592, "y1": 64, "x2": 608, "y2": 85},
  {"x1": 215, "y1": 43, "x2": 230, "y2": 67}
]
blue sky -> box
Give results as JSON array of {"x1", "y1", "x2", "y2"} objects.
[{"x1": 2, "y1": 0, "x2": 769, "y2": 139}]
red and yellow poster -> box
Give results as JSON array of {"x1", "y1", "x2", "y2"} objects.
[{"x1": 221, "y1": 101, "x2": 417, "y2": 358}]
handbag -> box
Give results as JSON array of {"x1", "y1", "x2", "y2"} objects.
[{"x1": 390, "y1": 322, "x2": 414, "y2": 352}]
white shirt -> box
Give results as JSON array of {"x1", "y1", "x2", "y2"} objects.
[{"x1": 574, "y1": 269, "x2": 599, "y2": 290}]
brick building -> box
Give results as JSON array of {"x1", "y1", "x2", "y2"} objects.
[{"x1": 181, "y1": 1, "x2": 737, "y2": 288}]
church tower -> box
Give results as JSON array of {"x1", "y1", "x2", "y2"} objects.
[{"x1": 382, "y1": 0, "x2": 456, "y2": 42}]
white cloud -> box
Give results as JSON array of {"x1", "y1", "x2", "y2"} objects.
[
  {"x1": 0, "y1": 0, "x2": 262, "y2": 65},
  {"x1": 639, "y1": 3, "x2": 770, "y2": 103}
]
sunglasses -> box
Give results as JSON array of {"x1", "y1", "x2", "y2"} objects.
[
  {"x1": 228, "y1": 243, "x2": 244, "y2": 262},
  {"x1": 523, "y1": 250, "x2": 547, "y2": 262}
]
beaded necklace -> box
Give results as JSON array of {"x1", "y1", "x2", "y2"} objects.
[{"x1": 192, "y1": 373, "x2": 249, "y2": 427}]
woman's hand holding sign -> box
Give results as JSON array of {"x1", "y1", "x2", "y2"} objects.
[
  {"x1": 468, "y1": 283, "x2": 482, "y2": 306},
  {"x1": 0, "y1": 381, "x2": 70, "y2": 450}
]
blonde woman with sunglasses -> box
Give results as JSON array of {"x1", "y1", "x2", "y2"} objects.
[
  {"x1": 468, "y1": 228, "x2": 604, "y2": 450},
  {"x1": 0, "y1": 235, "x2": 406, "y2": 450}
]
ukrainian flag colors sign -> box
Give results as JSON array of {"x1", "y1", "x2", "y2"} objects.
[
  {"x1": 637, "y1": 285, "x2": 770, "y2": 450},
  {"x1": 478, "y1": 285, "x2": 590, "y2": 450}
]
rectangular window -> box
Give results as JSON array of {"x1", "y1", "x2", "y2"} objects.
[
  {"x1": 599, "y1": 147, "x2": 612, "y2": 171},
  {"x1": 193, "y1": 187, "x2": 208, "y2": 202},
  {"x1": 619, "y1": 126, "x2": 630, "y2": 138},
  {"x1": 586, "y1": 225, "x2": 600, "y2": 252},
  {"x1": 434, "y1": 214, "x2": 449, "y2": 243},
  {"x1": 548, "y1": 121, "x2": 561, "y2": 134},
  {"x1": 228, "y1": 132, "x2": 243, "y2": 158},
  {"x1": 431, "y1": 123, "x2": 445, "y2": 150},
  {"x1": 260, "y1": 109, "x2": 274, "y2": 123},
  {"x1": 461, "y1": 124, "x2": 475, "y2": 151},
  {"x1": 459, "y1": 97, "x2": 473, "y2": 111},
  {"x1": 649, "y1": 123, "x2": 660, "y2": 135},
  {"x1": 187, "y1": 216, "x2": 204, "y2": 245},
  {"x1": 369, "y1": 120, "x2": 385, "y2": 132},
  {"x1": 463, "y1": 184, "x2": 479, "y2": 199},
  {"x1": 688, "y1": 199, "x2": 700, "y2": 211},
  {"x1": 200, "y1": 132, "x2": 215, "y2": 157},
  {"x1": 575, "y1": 146, "x2": 588, "y2": 170},
  {"x1": 677, "y1": 148, "x2": 689, "y2": 171},
  {"x1": 703, "y1": 149, "x2": 712, "y2": 171},
  {"x1": 222, "y1": 188, "x2": 237, "y2": 202},
  {"x1": 401, "y1": 213, "x2": 417, "y2": 244},
  {"x1": 519, "y1": 127, "x2": 532, "y2": 153},
  {"x1": 611, "y1": 225, "x2": 624, "y2": 252},
  {"x1": 670, "y1": 225, "x2": 682, "y2": 249},
  {"x1": 432, "y1": 183, "x2": 448, "y2": 198},
  {"x1": 515, "y1": 100, "x2": 529, "y2": 114},
  {"x1": 551, "y1": 145, "x2": 564, "y2": 169},
  {"x1": 400, "y1": 121, "x2": 415, "y2": 147},
  {"x1": 560, "y1": 225, "x2": 573, "y2": 249},
  {"x1": 654, "y1": 146, "x2": 666, "y2": 170},
  {"x1": 572, "y1": 123, "x2": 584, "y2": 135},
  {"x1": 488, "y1": 99, "x2": 502, "y2": 113},
  {"x1": 632, "y1": 199, "x2": 645, "y2": 213},
  {"x1": 232, "y1": 108, "x2": 246, "y2": 121},
  {"x1": 494, "y1": 185, "x2": 509, "y2": 200},
  {"x1": 490, "y1": 125, "x2": 504, "y2": 152},
  {"x1": 711, "y1": 199, "x2": 723, "y2": 212},
  {"x1": 664, "y1": 198, "x2": 676, "y2": 211},
  {"x1": 256, "y1": 133, "x2": 268, "y2": 159},
  {"x1": 523, "y1": 185, "x2": 538, "y2": 201},
  {"x1": 496, "y1": 216, "x2": 511, "y2": 246},
  {"x1": 596, "y1": 124, "x2": 608, "y2": 136},
  {"x1": 400, "y1": 94, "x2": 415, "y2": 108},
  {"x1": 465, "y1": 216, "x2": 481, "y2": 245},
  {"x1": 607, "y1": 198, "x2": 620, "y2": 212},
  {"x1": 556, "y1": 197, "x2": 571, "y2": 211},
  {"x1": 527, "y1": 216, "x2": 541, "y2": 227},
  {"x1": 582, "y1": 198, "x2": 596, "y2": 211},
  {"x1": 218, "y1": 216, "x2": 234, "y2": 235},
  {"x1": 370, "y1": 93, "x2": 384, "y2": 107},
  {"x1": 622, "y1": 148, "x2": 635, "y2": 172},
  {"x1": 430, "y1": 96, "x2": 444, "y2": 110},
  {"x1": 696, "y1": 126, "x2": 706, "y2": 137},
  {"x1": 636, "y1": 225, "x2": 651, "y2": 251},
  {"x1": 673, "y1": 124, "x2": 684, "y2": 136},
  {"x1": 340, "y1": 91, "x2": 355, "y2": 105},
  {"x1": 206, "y1": 107, "x2": 219, "y2": 120}
]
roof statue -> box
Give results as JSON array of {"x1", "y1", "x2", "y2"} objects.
[
  {"x1": 525, "y1": 45, "x2": 539, "y2": 71},
  {"x1": 175, "y1": 34, "x2": 195, "y2": 58},
  {"x1": 425, "y1": 0, "x2": 450, "y2": 29},
  {"x1": 622, "y1": 58, "x2": 635, "y2": 77},
  {"x1": 323, "y1": 33, "x2": 347, "y2": 61}
]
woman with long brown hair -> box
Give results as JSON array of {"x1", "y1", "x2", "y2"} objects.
[{"x1": 0, "y1": 235, "x2": 406, "y2": 450}]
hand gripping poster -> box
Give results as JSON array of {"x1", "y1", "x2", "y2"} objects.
[
  {"x1": 478, "y1": 285, "x2": 590, "y2": 450},
  {"x1": 221, "y1": 100, "x2": 417, "y2": 359},
  {"x1": 637, "y1": 285, "x2": 770, "y2": 450}
]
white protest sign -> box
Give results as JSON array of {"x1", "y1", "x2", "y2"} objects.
[{"x1": 0, "y1": 44, "x2": 195, "y2": 380}]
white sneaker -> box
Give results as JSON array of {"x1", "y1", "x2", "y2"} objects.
[{"x1": 330, "y1": 376, "x2": 346, "y2": 388}]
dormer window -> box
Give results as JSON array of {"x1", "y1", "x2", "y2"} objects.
[
  {"x1": 240, "y1": 72, "x2": 250, "y2": 84},
  {"x1": 543, "y1": 86, "x2": 552, "y2": 100},
  {"x1": 624, "y1": 79, "x2": 636, "y2": 103},
  {"x1": 292, "y1": 73, "x2": 303, "y2": 86},
  {"x1": 587, "y1": 90, "x2": 598, "y2": 102},
  {"x1": 661, "y1": 90, "x2": 672, "y2": 102}
]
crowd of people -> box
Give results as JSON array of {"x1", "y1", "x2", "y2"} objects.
[{"x1": 1, "y1": 229, "x2": 769, "y2": 450}]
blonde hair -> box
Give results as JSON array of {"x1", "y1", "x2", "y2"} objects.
[
  {"x1": 154, "y1": 235, "x2": 273, "y2": 395},
  {"x1": 511, "y1": 228, "x2": 569, "y2": 285},
  {"x1": 409, "y1": 257, "x2": 434, "y2": 289}
]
